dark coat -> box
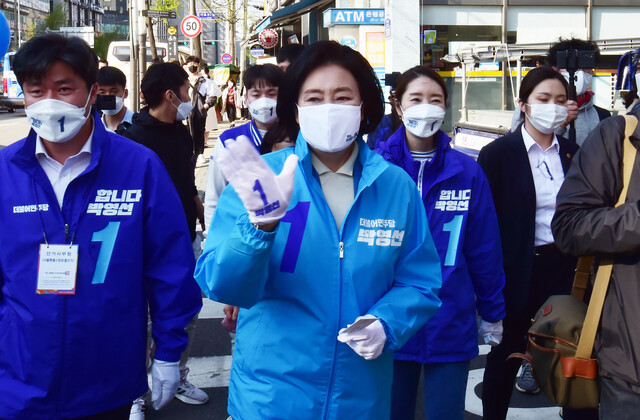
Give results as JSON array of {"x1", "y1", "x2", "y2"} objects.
[
  {"x1": 552, "y1": 111, "x2": 640, "y2": 392},
  {"x1": 477, "y1": 126, "x2": 578, "y2": 317},
  {"x1": 124, "y1": 107, "x2": 198, "y2": 241}
]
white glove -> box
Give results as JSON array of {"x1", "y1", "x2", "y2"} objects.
[
  {"x1": 479, "y1": 319, "x2": 503, "y2": 346},
  {"x1": 151, "y1": 359, "x2": 180, "y2": 410},
  {"x1": 217, "y1": 135, "x2": 298, "y2": 225},
  {"x1": 337, "y1": 314, "x2": 387, "y2": 360}
]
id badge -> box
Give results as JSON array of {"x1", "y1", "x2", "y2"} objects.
[{"x1": 37, "y1": 244, "x2": 79, "y2": 295}]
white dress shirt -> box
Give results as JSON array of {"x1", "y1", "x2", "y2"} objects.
[
  {"x1": 311, "y1": 142, "x2": 359, "y2": 230},
  {"x1": 35, "y1": 129, "x2": 93, "y2": 208},
  {"x1": 521, "y1": 125, "x2": 564, "y2": 246}
]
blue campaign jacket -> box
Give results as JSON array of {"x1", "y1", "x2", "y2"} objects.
[
  {"x1": 195, "y1": 135, "x2": 442, "y2": 420},
  {"x1": 219, "y1": 120, "x2": 262, "y2": 149},
  {"x1": 0, "y1": 114, "x2": 202, "y2": 419},
  {"x1": 376, "y1": 127, "x2": 505, "y2": 364}
]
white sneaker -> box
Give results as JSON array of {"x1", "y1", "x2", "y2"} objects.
[
  {"x1": 196, "y1": 154, "x2": 208, "y2": 166},
  {"x1": 129, "y1": 397, "x2": 145, "y2": 420},
  {"x1": 175, "y1": 369, "x2": 209, "y2": 405}
]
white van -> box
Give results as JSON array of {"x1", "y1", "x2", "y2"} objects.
[{"x1": 106, "y1": 40, "x2": 169, "y2": 80}]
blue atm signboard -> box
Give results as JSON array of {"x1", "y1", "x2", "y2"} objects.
[{"x1": 322, "y1": 9, "x2": 385, "y2": 27}]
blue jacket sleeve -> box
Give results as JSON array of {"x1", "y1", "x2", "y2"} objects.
[
  {"x1": 195, "y1": 184, "x2": 276, "y2": 308},
  {"x1": 368, "y1": 186, "x2": 442, "y2": 349},
  {"x1": 143, "y1": 156, "x2": 203, "y2": 363},
  {"x1": 464, "y1": 167, "x2": 506, "y2": 323}
]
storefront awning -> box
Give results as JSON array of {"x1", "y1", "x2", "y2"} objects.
[{"x1": 255, "y1": 0, "x2": 333, "y2": 33}]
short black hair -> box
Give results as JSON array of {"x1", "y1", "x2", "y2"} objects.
[
  {"x1": 185, "y1": 55, "x2": 200, "y2": 65},
  {"x1": 243, "y1": 64, "x2": 284, "y2": 90},
  {"x1": 277, "y1": 40, "x2": 384, "y2": 138},
  {"x1": 140, "y1": 62, "x2": 189, "y2": 108},
  {"x1": 547, "y1": 38, "x2": 600, "y2": 68},
  {"x1": 97, "y1": 66, "x2": 127, "y2": 89},
  {"x1": 13, "y1": 33, "x2": 98, "y2": 90},
  {"x1": 276, "y1": 43, "x2": 305, "y2": 64},
  {"x1": 519, "y1": 66, "x2": 568, "y2": 104},
  {"x1": 395, "y1": 66, "x2": 448, "y2": 107}
]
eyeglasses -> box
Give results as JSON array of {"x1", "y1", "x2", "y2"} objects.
[{"x1": 536, "y1": 159, "x2": 554, "y2": 180}]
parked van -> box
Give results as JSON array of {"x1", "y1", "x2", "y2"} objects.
[
  {"x1": 106, "y1": 41, "x2": 169, "y2": 79},
  {"x1": 1, "y1": 51, "x2": 24, "y2": 112}
]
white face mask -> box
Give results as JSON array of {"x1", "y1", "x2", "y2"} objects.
[
  {"x1": 401, "y1": 103, "x2": 446, "y2": 139},
  {"x1": 101, "y1": 95, "x2": 124, "y2": 116},
  {"x1": 525, "y1": 103, "x2": 568, "y2": 134},
  {"x1": 171, "y1": 91, "x2": 193, "y2": 121},
  {"x1": 635, "y1": 72, "x2": 640, "y2": 90},
  {"x1": 26, "y1": 92, "x2": 92, "y2": 143},
  {"x1": 249, "y1": 97, "x2": 277, "y2": 125},
  {"x1": 297, "y1": 103, "x2": 361, "y2": 153},
  {"x1": 562, "y1": 70, "x2": 592, "y2": 97}
]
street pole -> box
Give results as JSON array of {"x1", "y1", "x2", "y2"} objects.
[
  {"x1": 130, "y1": 0, "x2": 139, "y2": 111},
  {"x1": 15, "y1": 0, "x2": 21, "y2": 47}
]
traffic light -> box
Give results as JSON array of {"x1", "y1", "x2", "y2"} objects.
[
  {"x1": 204, "y1": 41, "x2": 216, "y2": 46},
  {"x1": 178, "y1": 41, "x2": 188, "y2": 46}
]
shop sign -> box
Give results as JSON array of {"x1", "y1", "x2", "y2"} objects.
[{"x1": 323, "y1": 9, "x2": 384, "y2": 27}]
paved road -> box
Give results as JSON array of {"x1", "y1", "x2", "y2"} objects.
[{"x1": 0, "y1": 108, "x2": 28, "y2": 147}]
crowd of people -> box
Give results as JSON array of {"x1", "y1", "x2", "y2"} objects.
[{"x1": 0, "y1": 32, "x2": 639, "y2": 420}]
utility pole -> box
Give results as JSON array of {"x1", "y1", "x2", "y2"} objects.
[
  {"x1": 130, "y1": 0, "x2": 140, "y2": 111},
  {"x1": 15, "y1": 0, "x2": 21, "y2": 47},
  {"x1": 190, "y1": 0, "x2": 202, "y2": 58}
]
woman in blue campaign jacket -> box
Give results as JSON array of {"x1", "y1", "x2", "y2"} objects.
[
  {"x1": 376, "y1": 66, "x2": 505, "y2": 420},
  {"x1": 0, "y1": 111, "x2": 202, "y2": 419},
  {"x1": 195, "y1": 41, "x2": 442, "y2": 420}
]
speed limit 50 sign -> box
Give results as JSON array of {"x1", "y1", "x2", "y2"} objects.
[{"x1": 181, "y1": 15, "x2": 202, "y2": 38}]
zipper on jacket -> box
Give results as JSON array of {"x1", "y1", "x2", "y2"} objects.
[
  {"x1": 339, "y1": 242, "x2": 344, "y2": 258},
  {"x1": 65, "y1": 224, "x2": 69, "y2": 242}
]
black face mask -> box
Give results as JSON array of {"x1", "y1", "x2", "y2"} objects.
[{"x1": 188, "y1": 65, "x2": 198, "y2": 73}]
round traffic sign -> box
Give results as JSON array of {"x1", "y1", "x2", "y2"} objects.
[
  {"x1": 221, "y1": 53, "x2": 232, "y2": 64},
  {"x1": 167, "y1": 26, "x2": 177, "y2": 36},
  {"x1": 181, "y1": 15, "x2": 202, "y2": 38}
]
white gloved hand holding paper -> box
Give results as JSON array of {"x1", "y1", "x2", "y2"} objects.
[
  {"x1": 479, "y1": 319, "x2": 503, "y2": 346},
  {"x1": 217, "y1": 135, "x2": 298, "y2": 225},
  {"x1": 337, "y1": 314, "x2": 386, "y2": 360},
  {"x1": 151, "y1": 359, "x2": 180, "y2": 410}
]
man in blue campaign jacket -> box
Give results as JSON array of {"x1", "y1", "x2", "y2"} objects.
[
  {"x1": 195, "y1": 135, "x2": 442, "y2": 419},
  {"x1": 377, "y1": 126, "x2": 505, "y2": 416},
  {"x1": 203, "y1": 64, "x2": 283, "y2": 232},
  {"x1": 0, "y1": 34, "x2": 202, "y2": 419}
]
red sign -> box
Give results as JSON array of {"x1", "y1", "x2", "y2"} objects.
[
  {"x1": 181, "y1": 15, "x2": 202, "y2": 38},
  {"x1": 259, "y1": 29, "x2": 278, "y2": 49},
  {"x1": 221, "y1": 53, "x2": 232, "y2": 64}
]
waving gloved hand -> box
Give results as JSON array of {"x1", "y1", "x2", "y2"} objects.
[
  {"x1": 217, "y1": 135, "x2": 298, "y2": 225},
  {"x1": 337, "y1": 314, "x2": 387, "y2": 360},
  {"x1": 151, "y1": 359, "x2": 180, "y2": 410},
  {"x1": 479, "y1": 319, "x2": 503, "y2": 346}
]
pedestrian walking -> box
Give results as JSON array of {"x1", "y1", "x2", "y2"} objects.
[
  {"x1": 376, "y1": 66, "x2": 505, "y2": 420},
  {"x1": 0, "y1": 34, "x2": 202, "y2": 419},
  {"x1": 195, "y1": 40, "x2": 442, "y2": 420}
]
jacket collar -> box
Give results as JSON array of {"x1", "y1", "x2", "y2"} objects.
[
  {"x1": 294, "y1": 131, "x2": 388, "y2": 195},
  {"x1": 11, "y1": 109, "x2": 107, "y2": 179}
]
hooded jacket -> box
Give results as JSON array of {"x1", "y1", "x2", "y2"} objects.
[
  {"x1": 552, "y1": 111, "x2": 640, "y2": 393},
  {"x1": 0, "y1": 114, "x2": 202, "y2": 419},
  {"x1": 195, "y1": 135, "x2": 442, "y2": 420},
  {"x1": 123, "y1": 107, "x2": 198, "y2": 241},
  {"x1": 376, "y1": 127, "x2": 505, "y2": 363}
]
